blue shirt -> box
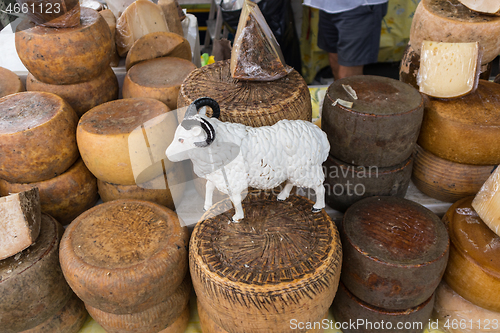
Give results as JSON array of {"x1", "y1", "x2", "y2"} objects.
[{"x1": 303, "y1": 0, "x2": 389, "y2": 14}]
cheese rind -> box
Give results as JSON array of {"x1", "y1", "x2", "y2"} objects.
[
  {"x1": 15, "y1": 7, "x2": 113, "y2": 85},
  {"x1": 472, "y1": 166, "x2": 500, "y2": 237},
  {"x1": 26, "y1": 67, "x2": 118, "y2": 118},
  {"x1": 116, "y1": 0, "x2": 169, "y2": 57},
  {"x1": 410, "y1": 0, "x2": 500, "y2": 64},
  {"x1": 158, "y1": 0, "x2": 184, "y2": 36},
  {"x1": 418, "y1": 41, "x2": 480, "y2": 98},
  {"x1": 99, "y1": 10, "x2": 120, "y2": 67},
  {"x1": 0, "y1": 188, "x2": 41, "y2": 260},
  {"x1": 0, "y1": 92, "x2": 79, "y2": 183},
  {"x1": 0, "y1": 66, "x2": 25, "y2": 98}
]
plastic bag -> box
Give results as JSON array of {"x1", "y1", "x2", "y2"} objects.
[
  {"x1": 230, "y1": 0, "x2": 291, "y2": 81},
  {"x1": 15, "y1": 0, "x2": 80, "y2": 28}
]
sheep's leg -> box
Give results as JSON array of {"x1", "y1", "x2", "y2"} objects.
[
  {"x1": 312, "y1": 184, "x2": 326, "y2": 213},
  {"x1": 231, "y1": 192, "x2": 244, "y2": 223},
  {"x1": 277, "y1": 181, "x2": 294, "y2": 201},
  {"x1": 204, "y1": 180, "x2": 216, "y2": 211}
]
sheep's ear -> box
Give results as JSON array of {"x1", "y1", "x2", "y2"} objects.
[{"x1": 191, "y1": 126, "x2": 203, "y2": 137}]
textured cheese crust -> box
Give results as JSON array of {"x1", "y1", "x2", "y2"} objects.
[
  {"x1": 123, "y1": 57, "x2": 196, "y2": 110},
  {"x1": 410, "y1": 0, "x2": 500, "y2": 64},
  {"x1": 15, "y1": 7, "x2": 113, "y2": 85},
  {"x1": 0, "y1": 66, "x2": 25, "y2": 98},
  {"x1": 472, "y1": 167, "x2": 500, "y2": 237},
  {"x1": 0, "y1": 188, "x2": 41, "y2": 260},
  {"x1": 99, "y1": 9, "x2": 120, "y2": 67},
  {"x1": 158, "y1": 0, "x2": 184, "y2": 36},
  {"x1": 0, "y1": 159, "x2": 99, "y2": 226},
  {"x1": 157, "y1": 304, "x2": 190, "y2": 333},
  {"x1": 26, "y1": 67, "x2": 118, "y2": 118},
  {"x1": 0, "y1": 92, "x2": 79, "y2": 183},
  {"x1": 418, "y1": 41, "x2": 480, "y2": 98}
]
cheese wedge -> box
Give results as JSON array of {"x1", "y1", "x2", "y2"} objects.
[
  {"x1": 472, "y1": 167, "x2": 500, "y2": 237},
  {"x1": 158, "y1": 0, "x2": 184, "y2": 36},
  {"x1": 458, "y1": 0, "x2": 500, "y2": 14},
  {"x1": 418, "y1": 41, "x2": 480, "y2": 98}
]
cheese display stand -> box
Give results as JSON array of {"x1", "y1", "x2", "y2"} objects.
[{"x1": 2, "y1": 0, "x2": 500, "y2": 332}]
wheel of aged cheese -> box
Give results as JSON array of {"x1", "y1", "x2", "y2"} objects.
[
  {"x1": 412, "y1": 145, "x2": 497, "y2": 203},
  {"x1": 409, "y1": 0, "x2": 500, "y2": 64},
  {"x1": 332, "y1": 282, "x2": 435, "y2": 333},
  {"x1": 443, "y1": 196, "x2": 500, "y2": 312},
  {"x1": 59, "y1": 199, "x2": 189, "y2": 314},
  {"x1": 77, "y1": 98, "x2": 175, "y2": 185},
  {"x1": 0, "y1": 213, "x2": 72, "y2": 333},
  {"x1": 0, "y1": 91, "x2": 79, "y2": 183},
  {"x1": 158, "y1": 304, "x2": 190, "y2": 333},
  {"x1": 322, "y1": 75, "x2": 424, "y2": 167},
  {"x1": 123, "y1": 57, "x2": 197, "y2": 110},
  {"x1": 125, "y1": 31, "x2": 192, "y2": 71},
  {"x1": 15, "y1": 7, "x2": 113, "y2": 85},
  {"x1": 472, "y1": 166, "x2": 500, "y2": 237},
  {"x1": 26, "y1": 67, "x2": 119, "y2": 118},
  {"x1": 99, "y1": 9, "x2": 120, "y2": 67},
  {"x1": 85, "y1": 279, "x2": 190, "y2": 333},
  {"x1": 21, "y1": 292, "x2": 88, "y2": 333},
  {"x1": 97, "y1": 161, "x2": 186, "y2": 211},
  {"x1": 190, "y1": 191, "x2": 342, "y2": 333},
  {"x1": 433, "y1": 281, "x2": 500, "y2": 333},
  {"x1": 178, "y1": 60, "x2": 312, "y2": 127},
  {"x1": 399, "y1": 43, "x2": 420, "y2": 90},
  {"x1": 0, "y1": 66, "x2": 25, "y2": 98},
  {"x1": 16, "y1": 0, "x2": 80, "y2": 28},
  {"x1": 0, "y1": 158, "x2": 99, "y2": 226},
  {"x1": 418, "y1": 80, "x2": 500, "y2": 165},
  {"x1": 341, "y1": 196, "x2": 449, "y2": 310}
]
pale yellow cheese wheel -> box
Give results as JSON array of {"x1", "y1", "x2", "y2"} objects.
[
  {"x1": 77, "y1": 98, "x2": 176, "y2": 185},
  {"x1": 0, "y1": 66, "x2": 25, "y2": 98}
]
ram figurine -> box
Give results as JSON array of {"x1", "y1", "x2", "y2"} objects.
[{"x1": 165, "y1": 97, "x2": 330, "y2": 222}]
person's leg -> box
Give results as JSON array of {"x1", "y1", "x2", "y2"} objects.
[{"x1": 318, "y1": 10, "x2": 341, "y2": 79}]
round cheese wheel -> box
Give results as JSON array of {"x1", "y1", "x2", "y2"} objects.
[
  {"x1": 190, "y1": 191, "x2": 342, "y2": 333},
  {"x1": 412, "y1": 145, "x2": 497, "y2": 203},
  {"x1": 418, "y1": 80, "x2": 500, "y2": 165},
  {"x1": 0, "y1": 66, "x2": 25, "y2": 98},
  {"x1": 433, "y1": 281, "x2": 500, "y2": 333},
  {"x1": 15, "y1": 7, "x2": 113, "y2": 85},
  {"x1": 77, "y1": 98, "x2": 175, "y2": 185},
  {"x1": 26, "y1": 67, "x2": 119, "y2": 118},
  {"x1": 125, "y1": 31, "x2": 192, "y2": 71},
  {"x1": 341, "y1": 196, "x2": 449, "y2": 310},
  {"x1": 0, "y1": 213, "x2": 72, "y2": 333},
  {"x1": 21, "y1": 292, "x2": 88, "y2": 333},
  {"x1": 123, "y1": 57, "x2": 196, "y2": 110},
  {"x1": 85, "y1": 279, "x2": 190, "y2": 333},
  {"x1": 59, "y1": 199, "x2": 189, "y2": 314},
  {"x1": 0, "y1": 92, "x2": 79, "y2": 183},
  {"x1": 158, "y1": 304, "x2": 190, "y2": 333},
  {"x1": 410, "y1": 0, "x2": 500, "y2": 64},
  {"x1": 443, "y1": 196, "x2": 500, "y2": 312},
  {"x1": 17, "y1": 0, "x2": 80, "y2": 28},
  {"x1": 0, "y1": 158, "x2": 99, "y2": 226},
  {"x1": 178, "y1": 60, "x2": 311, "y2": 127},
  {"x1": 97, "y1": 161, "x2": 186, "y2": 211}
]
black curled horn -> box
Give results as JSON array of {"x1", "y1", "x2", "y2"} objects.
[{"x1": 181, "y1": 97, "x2": 221, "y2": 147}]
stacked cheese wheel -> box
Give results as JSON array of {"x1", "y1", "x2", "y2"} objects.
[
  {"x1": 0, "y1": 67, "x2": 25, "y2": 98},
  {"x1": 332, "y1": 196, "x2": 449, "y2": 333},
  {"x1": 16, "y1": 7, "x2": 118, "y2": 118},
  {"x1": 59, "y1": 199, "x2": 190, "y2": 333},
  {"x1": 190, "y1": 191, "x2": 342, "y2": 333},
  {"x1": 0, "y1": 189, "x2": 86, "y2": 332},
  {"x1": 321, "y1": 75, "x2": 423, "y2": 212},
  {"x1": 0, "y1": 91, "x2": 98, "y2": 225},
  {"x1": 77, "y1": 98, "x2": 185, "y2": 210}
]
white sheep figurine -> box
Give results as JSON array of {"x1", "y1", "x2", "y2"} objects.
[{"x1": 165, "y1": 97, "x2": 330, "y2": 222}]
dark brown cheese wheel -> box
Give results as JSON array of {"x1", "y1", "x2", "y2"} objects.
[
  {"x1": 77, "y1": 98, "x2": 175, "y2": 185},
  {"x1": 0, "y1": 213, "x2": 72, "y2": 333},
  {"x1": 158, "y1": 304, "x2": 190, "y2": 333},
  {"x1": 59, "y1": 199, "x2": 189, "y2": 314},
  {"x1": 190, "y1": 191, "x2": 342, "y2": 333},
  {"x1": 123, "y1": 57, "x2": 197, "y2": 110},
  {"x1": 85, "y1": 279, "x2": 190, "y2": 333},
  {"x1": 0, "y1": 158, "x2": 99, "y2": 226},
  {"x1": 443, "y1": 197, "x2": 500, "y2": 312},
  {"x1": 399, "y1": 43, "x2": 420, "y2": 90},
  {"x1": 21, "y1": 292, "x2": 88, "y2": 333},
  {"x1": 410, "y1": 0, "x2": 500, "y2": 64},
  {"x1": 26, "y1": 67, "x2": 119, "y2": 118},
  {"x1": 178, "y1": 60, "x2": 312, "y2": 127},
  {"x1": 412, "y1": 145, "x2": 497, "y2": 203},
  {"x1": 0, "y1": 92, "x2": 79, "y2": 183},
  {"x1": 341, "y1": 196, "x2": 449, "y2": 310},
  {"x1": 0, "y1": 66, "x2": 25, "y2": 98},
  {"x1": 418, "y1": 80, "x2": 500, "y2": 165},
  {"x1": 15, "y1": 7, "x2": 113, "y2": 85},
  {"x1": 97, "y1": 161, "x2": 186, "y2": 211},
  {"x1": 17, "y1": 0, "x2": 80, "y2": 28}
]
